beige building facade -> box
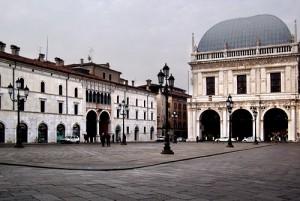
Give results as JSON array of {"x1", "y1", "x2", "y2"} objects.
[{"x1": 188, "y1": 15, "x2": 300, "y2": 142}]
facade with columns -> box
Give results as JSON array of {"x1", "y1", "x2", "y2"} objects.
[{"x1": 188, "y1": 14, "x2": 300, "y2": 142}]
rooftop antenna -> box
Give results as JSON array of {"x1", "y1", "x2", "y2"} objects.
[
  {"x1": 294, "y1": 19, "x2": 298, "y2": 42},
  {"x1": 46, "y1": 36, "x2": 49, "y2": 61},
  {"x1": 88, "y1": 48, "x2": 94, "y2": 62}
]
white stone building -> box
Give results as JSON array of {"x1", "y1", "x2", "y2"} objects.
[
  {"x1": 188, "y1": 15, "x2": 300, "y2": 142},
  {"x1": 0, "y1": 45, "x2": 85, "y2": 143},
  {"x1": 0, "y1": 42, "x2": 157, "y2": 143}
]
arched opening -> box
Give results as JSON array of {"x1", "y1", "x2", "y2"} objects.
[
  {"x1": 99, "y1": 111, "x2": 110, "y2": 136},
  {"x1": 134, "y1": 126, "x2": 139, "y2": 141},
  {"x1": 18, "y1": 123, "x2": 28, "y2": 143},
  {"x1": 0, "y1": 122, "x2": 5, "y2": 143},
  {"x1": 264, "y1": 108, "x2": 288, "y2": 142},
  {"x1": 38, "y1": 123, "x2": 48, "y2": 143},
  {"x1": 150, "y1": 127, "x2": 154, "y2": 140},
  {"x1": 73, "y1": 124, "x2": 80, "y2": 138},
  {"x1": 86, "y1": 110, "x2": 97, "y2": 143},
  {"x1": 200, "y1": 110, "x2": 220, "y2": 141},
  {"x1": 232, "y1": 109, "x2": 252, "y2": 141},
  {"x1": 115, "y1": 125, "x2": 121, "y2": 143},
  {"x1": 56, "y1": 124, "x2": 65, "y2": 143}
]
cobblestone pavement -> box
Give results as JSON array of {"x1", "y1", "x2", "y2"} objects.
[{"x1": 0, "y1": 143, "x2": 299, "y2": 200}]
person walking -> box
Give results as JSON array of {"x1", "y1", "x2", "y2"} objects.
[{"x1": 106, "y1": 132, "x2": 111, "y2": 147}]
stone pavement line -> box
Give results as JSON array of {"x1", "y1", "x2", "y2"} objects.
[{"x1": 0, "y1": 144, "x2": 272, "y2": 171}]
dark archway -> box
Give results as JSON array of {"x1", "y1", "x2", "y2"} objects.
[
  {"x1": 264, "y1": 108, "x2": 288, "y2": 141},
  {"x1": 200, "y1": 110, "x2": 220, "y2": 141},
  {"x1": 56, "y1": 124, "x2": 65, "y2": 143},
  {"x1": 38, "y1": 123, "x2": 48, "y2": 143},
  {"x1": 0, "y1": 122, "x2": 4, "y2": 143},
  {"x1": 73, "y1": 124, "x2": 80, "y2": 138},
  {"x1": 99, "y1": 111, "x2": 110, "y2": 136},
  {"x1": 115, "y1": 125, "x2": 121, "y2": 143},
  {"x1": 232, "y1": 109, "x2": 252, "y2": 141},
  {"x1": 134, "y1": 126, "x2": 139, "y2": 141},
  {"x1": 18, "y1": 123, "x2": 28, "y2": 143},
  {"x1": 150, "y1": 127, "x2": 154, "y2": 140},
  {"x1": 86, "y1": 110, "x2": 97, "y2": 143}
]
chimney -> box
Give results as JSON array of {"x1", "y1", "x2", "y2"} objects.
[
  {"x1": 38, "y1": 53, "x2": 45, "y2": 62},
  {"x1": 80, "y1": 58, "x2": 84, "y2": 65},
  {"x1": 0, "y1": 41, "x2": 6, "y2": 52},
  {"x1": 55, "y1": 57, "x2": 64, "y2": 66},
  {"x1": 10, "y1": 45, "x2": 20, "y2": 55},
  {"x1": 146, "y1": 79, "x2": 152, "y2": 91},
  {"x1": 132, "y1": 80, "x2": 135, "y2": 87}
]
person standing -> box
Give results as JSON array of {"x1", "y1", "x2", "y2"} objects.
[
  {"x1": 106, "y1": 132, "x2": 111, "y2": 147},
  {"x1": 101, "y1": 132, "x2": 105, "y2": 147}
]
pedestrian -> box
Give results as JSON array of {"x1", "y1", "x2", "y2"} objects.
[
  {"x1": 106, "y1": 133, "x2": 111, "y2": 147},
  {"x1": 196, "y1": 136, "x2": 199, "y2": 143},
  {"x1": 101, "y1": 132, "x2": 105, "y2": 147}
]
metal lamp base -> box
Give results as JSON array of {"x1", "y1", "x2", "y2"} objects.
[{"x1": 226, "y1": 143, "x2": 234, "y2": 148}]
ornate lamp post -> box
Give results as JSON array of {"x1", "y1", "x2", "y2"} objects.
[
  {"x1": 226, "y1": 94, "x2": 234, "y2": 148},
  {"x1": 158, "y1": 63, "x2": 175, "y2": 154},
  {"x1": 252, "y1": 107, "x2": 258, "y2": 145},
  {"x1": 117, "y1": 100, "x2": 129, "y2": 145},
  {"x1": 171, "y1": 111, "x2": 178, "y2": 142},
  {"x1": 7, "y1": 78, "x2": 29, "y2": 148}
]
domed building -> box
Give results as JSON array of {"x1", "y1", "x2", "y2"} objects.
[{"x1": 188, "y1": 14, "x2": 300, "y2": 142}]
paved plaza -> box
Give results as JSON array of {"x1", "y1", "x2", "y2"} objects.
[{"x1": 0, "y1": 142, "x2": 299, "y2": 200}]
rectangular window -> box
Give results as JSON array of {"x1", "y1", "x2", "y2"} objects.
[
  {"x1": 127, "y1": 97, "x2": 129, "y2": 105},
  {"x1": 59, "y1": 85, "x2": 63, "y2": 96},
  {"x1": 136, "y1": 111, "x2": 138, "y2": 120},
  {"x1": 144, "y1": 112, "x2": 146, "y2": 120},
  {"x1": 127, "y1": 126, "x2": 129, "y2": 134},
  {"x1": 40, "y1": 100, "x2": 45, "y2": 113},
  {"x1": 151, "y1": 101, "x2": 153, "y2": 108},
  {"x1": 103, "y1": 72, "x2": 106, "y2": 79},
  {"x1": 0, "y1": 96, "x2": 1, "y2": 110},
  {"x1": 59, "y1": 102, "x2": 63, "y2": 114},
  {"x1": 206, "y1": 77, "x2": 215, "y2": 95},
  {"x1": 237, "y1": 75, "x2": 247, "y2": 94},
  {"x1": 74, "y1": 104, "x2": 78, "y2": 115},
  {"x1": 144, "y1": 127, "x2": 146, "y2": 134},
  {"x1": 117, "y1": 96, "x2": 119, "y2": 103},
  {"x1": 136, "y1": 99, "x2": 138, "y2": 106},
  {"x1": 117, "y1": 109, "x2": 120, "y2": 118},
  {"x1": 271, "y1": 73, "x2": 281, "y2": 93},
  {"x1": 109, "y1": 74, "x2": 112, "y2": 81},
  {"x1": 127, "y1": 110, "x2": 129, "y2": 119},
  {"x1": 144, "y1": 100, "x2": 146, "y2": 107},
  {"x1": 151, "y1": 112, "x2": 153, "y2": 120}
]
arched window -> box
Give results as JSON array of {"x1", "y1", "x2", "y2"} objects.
[
  {"x1": 74, "y1": 88, "x2": 78, "y2": 98},
  {"x1": 108, "y1": 94, "x2": 111, "y2": 104},
  {"x1": 89, "y1": 91, "x2": 92, "y2": 102},
  {"x1": 38, "y1": 123, "x2": 48, "y2": 143},
  {"x1": 73, "y1": 124, "x2": 80, "y2": 138},
  {"x1": 100, "y1": 93, "x2": 104, "y2": 104},
  {"x1": 56, "y1": 124, "x2": 65, "y2": 143},
  {"x1": 104, "y1": 93, "x2": 107, "y2": 104},
  {"x1": 93, "y1": 91, "x2": 97, "y2": 103},
  {"x1": 59, "y1": 85, "x2": 63, "y2": 95},
  {"x1": 41, "y1": 82, "x2": 45, "y2": 93},
  {"x1": 86, "y1": 90, "x2": 89, "y2": 102}
]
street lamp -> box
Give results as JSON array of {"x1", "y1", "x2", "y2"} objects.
[
  {"x1": 252, "y1": 107, "x2": 258, "y2": 145},
  {"x1": 157, "y1": 63, "x2": 175, "y2": 154},
  {"x1": 226, "y1": 94, "x2": 234, "y2": 148},
  {"x1": 171, "y1": 111, "x2": 178, "y2": 143},
  {"x1": 117, "y1": 100, "x2": 129, "y2": 145},
  {"x1": 8, "y1": 78, "x2": 30, "y2": 148}
]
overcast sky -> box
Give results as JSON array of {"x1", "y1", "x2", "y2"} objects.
[{"x1": 0, "y1": 0, "x2": 299, "y2": 93}]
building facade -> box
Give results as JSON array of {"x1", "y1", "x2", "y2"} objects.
[
  {"x1": 138, "y1": 79, "x2": 190, "y2": 140},
  {"x1": 0, "y1": 42, "x2": 157, "y2": 144},
  {"x1": 188, "y1": 15, "x2": 300, "y2": 142}
]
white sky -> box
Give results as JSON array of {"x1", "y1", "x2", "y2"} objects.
[{"x1": 0, "y1": 0, "x2": 299, "y2": 93}]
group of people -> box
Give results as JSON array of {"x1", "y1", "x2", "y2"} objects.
[{"x1": 101, "y1": 132, "x2": 111, "y2": 147}]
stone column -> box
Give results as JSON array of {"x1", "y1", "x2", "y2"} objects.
[
  {"x1": 222, "y1": 109, "x2": 228, "y2": 137},
  {"x1": 289, "y1": 106, "x2": 296, "y2": 141}
]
